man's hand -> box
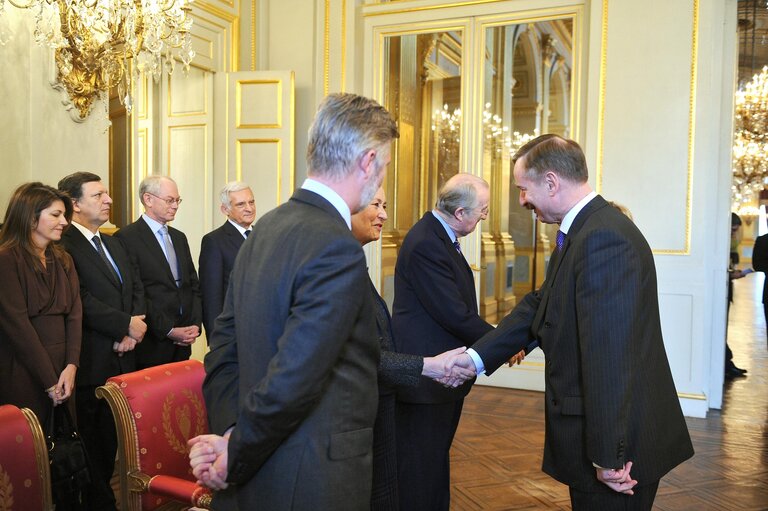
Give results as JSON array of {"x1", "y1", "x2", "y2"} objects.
[
  {"x1": 114, "y1": 336, "x2": 138, "y2": 357},
  {"x1": 422, "y1": 346, "x2": 467, "y2": 379},
  {"x1": 188, "y1": 433, "x2": 230, "y2": 490},
  {"x1": 434, "y1": 352, "x2": 477, "y2": 388},
  {"x1": 506, "y1": 349, "x2": 526, "y2": 367},
  {"x1": 595, "y1": 461, "x2": 637, "y2": 495},
  {"x1": 169, "y1": 326, "x2": 201, "y2": 345},
  {"x1": 128, "y1": 315, "x2": 147, "y2": 342}
]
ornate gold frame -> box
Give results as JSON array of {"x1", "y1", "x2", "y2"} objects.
[{"x1": 20, "y1": 407, "x2": 53, "y2": 511}]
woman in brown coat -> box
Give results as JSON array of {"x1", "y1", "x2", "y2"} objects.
[{"x1": 0, "y1": 182, "x2": 82, "y2": 426}]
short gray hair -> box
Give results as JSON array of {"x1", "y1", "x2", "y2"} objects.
[
  {"x1": 219, "y1": 181, "x2": 251, "y2": 208},
  {"x1": 435, "y1": 174, "x2": 489, "y2": 215},
  {"x1": 306, "y1": 93, "x2": 399, "y2": 181},
  {"x1": 139, "y1": 175, "x2": 176, "y2": 206}
]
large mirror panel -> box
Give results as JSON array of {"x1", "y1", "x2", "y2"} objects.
[{"x1": 479, "y1": 18, "x2": 573, "y2": 323}]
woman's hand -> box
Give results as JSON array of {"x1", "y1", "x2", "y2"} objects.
[{"x1": 54, "y1": 364, "x2": 77, "y2": 404}]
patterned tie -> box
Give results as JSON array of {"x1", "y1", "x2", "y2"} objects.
[
  {"x1": 159, "y1": 225, "x2": 181, "y2": 286},
  {"x1": 244, "y1": 229, "x2": 251, "y2": 238},
  {"x1": 92, "y1": 236, "x2": 121, "y2": 285},
  {"x1": 453, "y1": 240, "x2": 462, "y2": 254},
  {"x1": 555, "y1": 230, "x2": 566, "y2": 252}
]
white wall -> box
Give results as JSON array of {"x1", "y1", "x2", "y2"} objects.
[{"x1": 0, "y1": 8, "x2": 108, "y2": 212}]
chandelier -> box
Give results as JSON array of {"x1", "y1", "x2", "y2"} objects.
[
  {"x1": 732, "y1": 65, "x2": 768, "y2": 206},
  {"x1": 0, "y1": 0, "x2": 195, "y2": 120}
]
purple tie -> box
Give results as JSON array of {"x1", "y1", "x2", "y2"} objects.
[
  {"x1": 453, "y1": 240, "x2": 462, "y2": 254},
  {"x1": 556, "y1": 230, "x2": 566, "y2": 252}
]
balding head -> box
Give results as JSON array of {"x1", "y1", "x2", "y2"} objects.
[{"x1": 435, "y1": 173, "x2": 490, "y2": 237}]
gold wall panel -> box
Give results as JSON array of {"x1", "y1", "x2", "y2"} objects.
[
  {"x1": 168, "y1": 66, "x2": 209, "y2": 117},
  {"x1": 236, "y1": 139, "x2": 282, "y2": 215},
  {"x1": 191, "y1": 32, "x2": 215, "y2": 61},
  {"x1": 236, "y1": 80, "x2": 282, "y2": 128},
  {"x1": 167, "y1": 124, "x2": 209, "y2": 237}
]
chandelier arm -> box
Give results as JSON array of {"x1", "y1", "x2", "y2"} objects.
[{"x1": 5, "y1": 0, "x2": 37, "y2": 8}]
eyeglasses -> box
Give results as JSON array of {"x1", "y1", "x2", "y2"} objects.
[{"x1": 146, "y1": 192, "x2": 183, "y2": 206}]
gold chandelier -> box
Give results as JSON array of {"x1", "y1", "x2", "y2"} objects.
[
  {"x1": 0, "y1": 0, "x2": 195, "y2": 120},
  {"x1": 732, "y1": 65, "x2": 768, "y2": 205}
]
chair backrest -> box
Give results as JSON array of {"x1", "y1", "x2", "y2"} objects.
[
  {"x1": 97, "y1": 360, "x2": 209, "y2": 511},
  {"x1": 0, "y1": 405, "x2": 53, "y2": 511}
]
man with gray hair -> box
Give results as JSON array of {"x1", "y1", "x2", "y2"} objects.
[
  {"x1": 115, "y1": 175, "x2": 202, "y2": 368},
  {"x1": 391, "y1": 173, "x2": 504, "y2": 510},
  {"x1": 190, "y1": 93, "x2": 400, "y2": 510},
  {"x1": 199, "y1": 181, "x2": 255, "y2": 336}
]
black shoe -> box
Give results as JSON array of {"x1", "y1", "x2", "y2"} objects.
[{"x1": 726, "y1": 366, "x2": 747, "y2": 378}]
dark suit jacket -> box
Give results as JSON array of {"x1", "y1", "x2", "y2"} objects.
[
  {"x1": 472, "y1": 195, "x2": 693, "y2": 492},
  {"x1": 391, "y1": 212, "x2": 493, "y2": 403},
  {"x1": 202, "y1": 189, "x2": 380, "y2": 511},
  {"x1": 752, "y1": 233, "x2": 768, "y2": 303},
  {"x1": 115, "y1": 217, "x2": 202, "y2": 367},
  {"x1": 199, "y1": 221, "x2": 246, "y2": 336},
  {"x1": 61, "y1": 227, "x2": 144, "y2": 385}
]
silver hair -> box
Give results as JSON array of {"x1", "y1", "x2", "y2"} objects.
[
  {"x1": 306, "y1": 93, "x2": 398, "y2": 181},
  {"x1": 435, "y1": 174, "x2": 489, "y2": 216},
  {"x1": 219, "y1": 181, "x2": 251, "y2": 209},
  {"x1": 139, "y1": 175, "x2": 176, "y2": 206}
]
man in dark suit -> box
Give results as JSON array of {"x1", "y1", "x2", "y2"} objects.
[
  {"x1": 58, "y1": 172, "x2": 148, "y2": 511},
  {"x1": 751, "y1": 229, "x2": 768, "y2": 348},
  {"x1": 454, "y1": 135, "x2": 693, "y2": 511},
  {"x1": 115, "y1": 175, "x2": 202, "y2": 368},
  {"x1": 188, "y1": 93, "x2": 400, "y2": 510},
  {"x1": 391, "y1": 173, "x2": 500, "y2": 510},
  {"x1": 199, "y1": 181, "x2": 255, "y2": 336}
]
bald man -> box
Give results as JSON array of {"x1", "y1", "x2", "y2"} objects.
[{"x1": 391, "y1": 174, "x2": 495, "y2": 510}]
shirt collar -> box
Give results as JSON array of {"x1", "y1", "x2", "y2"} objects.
[
  {"x1": 431, "y1": 210, "x2": 458, "y2": 243},
  {"x1": 559, "y1": 191, "x2": 597, "y2": 235},
  {"x1": 141, "y1": 213, "x2": 165, "y2": 234},
  {"x1": 71, "y1": 220, "x2": 100, "y2": 240},
  {"x1": 301, "y1": 178, "x2": 352, "y2": 229},
  {"x1": 227, "y1": 218, "x2": 251, "y2": 237}
]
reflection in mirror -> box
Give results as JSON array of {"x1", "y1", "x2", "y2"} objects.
[
  {"x1": 380, "y1": 30, "x2": 463, "y2": 308},
  {"x1": 479, "y1": 18, "x2": 573, "y2": 323}
]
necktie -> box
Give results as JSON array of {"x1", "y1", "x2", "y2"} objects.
[
  {"x1": 159, "y1": 225, "x2": 181, "y2": 286},
  {"x1": 453, "y1": 240, "x2": 462, "y2": 254},
  {"x1": 555, "y1": 230, "x2": 566, "y2": 252},
  {"x1": 92, "y1": 236, "x2": 121, "y2": 285},
  {"x1": 244, "y1": 229, "x2": 251, "y2": 238}
]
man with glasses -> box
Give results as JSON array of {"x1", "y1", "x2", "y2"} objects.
[
  {"x1": 199, "y1": 181, "x2": 255, "y2": 336},
  {"x1": 391, "y1": 173, "x2": 506, "y2": 510},
  {"x1": 116, "y1": 175, "x2": 202, "y2": 368}
]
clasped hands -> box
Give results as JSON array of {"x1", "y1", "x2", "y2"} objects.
[
  {"x1": 596, "y1": 461, "x2": 638, "y2": 495},
  {"x1": 112, "y1": 314, "x2": 147, "y2": 357},
  {"x1": 424, "y1": 347, "x2": 526, "y2": 388},
  {"x1": 189, "y1": 431, "x2": 231, "y2": 491}
]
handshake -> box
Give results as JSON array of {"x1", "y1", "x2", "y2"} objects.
[{"x1": 423, "y1": 347, "x2": 478, "y2": 388}]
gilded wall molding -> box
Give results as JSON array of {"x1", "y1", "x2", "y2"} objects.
[{"x1": 596, "y1": 0, "x2": 698, "y2": 255}]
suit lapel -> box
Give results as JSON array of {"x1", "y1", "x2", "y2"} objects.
[
  {"x1": 66, "y1": 228, "x2": 122, "y2": 290},
  {"x1": 424, "y1": 213, "x2": 477, "y2": 310},
  {"x1": 138, "y1": 218, "x2": 177, "y2": 284}
]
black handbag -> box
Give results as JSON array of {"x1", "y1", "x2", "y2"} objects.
[{"x1": 46, "y1": 405, "x2": 91, "y2": 502}]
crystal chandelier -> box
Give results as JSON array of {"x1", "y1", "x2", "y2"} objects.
[
  {"x1": 0, "y1": 0, "x2": 195, "y2": 120},
  {"x1": 732, "y1": 65, "x2": 768, "y2": 206}
]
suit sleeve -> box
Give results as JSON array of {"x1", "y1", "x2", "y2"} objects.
[
  {"x1": 574, "y1": 229, "x2": 638, "y2": 469},
  {"x1": 472, "y1": 290, "x2": 541, "y2": 374},
  {"x1": 63, "y1": 255, "x2": 82, "y2": 367},
  {"x1": 199, "y1": 234, "x2": 225, "y2": 335},
  {"x1": 0, "y1": 252, "x2": 59, "y2": 389},
  {"x1": 379, "y1": 351, "x2": 423, "y2": 388},
  {"x1": 753, "y1": 235, "x2": 768, "y2": 272},
  {"x1": 224, "y1": 237, "x2": 372, "y2": 483},
  {"x1": 405, "y1": 241, "x2": 492, "y2": 343},
  {"x1": 202, "y1": 277, "x2": 240, "y2": 434},
  {"x1": 182, "y1": 235, "x2": 203, "y2": 329}
]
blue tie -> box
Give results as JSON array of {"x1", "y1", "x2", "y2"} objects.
[
  {"x1": 453, "y1": 240, "x2": 462, "y2": 254},
  {"x1": 556, "y1": 230, "x2": 566, "y2": 252}
]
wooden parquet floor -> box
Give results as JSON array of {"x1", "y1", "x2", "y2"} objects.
[{"x1": 450, "y1": 274, "x2": 768, "y2": 510}]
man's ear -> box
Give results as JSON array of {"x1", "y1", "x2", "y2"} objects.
[
  {"x1": 358, "y1": 149, "x2": 378, "y2": 179},
  {"x1": 220, "y1": 203, "x2": 230, "y2": 216},
  {"x1": 544, "y1": 172, "x2": 559, "y2": 195},
  {"x1": 71, "y1": 199, "x2": 82, "y2": 214}
]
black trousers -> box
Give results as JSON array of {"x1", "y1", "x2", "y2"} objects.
[
  {"x1": 76, "y1": 385, "x2": 118, "y2": 511},
  {"x1": 569, "y1": 481, "x2": 659, "y2": 511},
  {"x1": 395, "y1": 399, "x2": 464, "y2": 511}
]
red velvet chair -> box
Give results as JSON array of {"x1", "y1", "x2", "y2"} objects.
[
  {"x1": 96, "y1": 360, "x2": 213, "y2": 510},
  {"x1": 0, "y1": 404, "x2": 53, "y2": 511}
]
